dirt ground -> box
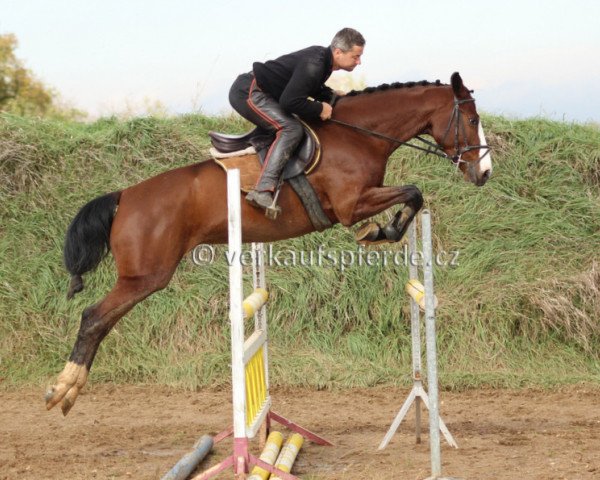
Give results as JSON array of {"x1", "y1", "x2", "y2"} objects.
[{"x1": 1, "y1": 384, "x2": 599, "y2": 479}]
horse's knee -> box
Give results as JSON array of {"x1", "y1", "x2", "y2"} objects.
[
  {"x1": 405, "y1": 185, "x2": 423, "y2": 210},
  {"x1": 413, "y1": 189, "x2": 423, "y2": 211}
]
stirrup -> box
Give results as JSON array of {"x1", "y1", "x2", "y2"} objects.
[{"x1": 265, "y1": 185, "x2": 282, "y2": 220}]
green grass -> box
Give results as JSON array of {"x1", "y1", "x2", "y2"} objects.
[{"x1": 1, "y1": 112, "x2": 599, "y2": 391}]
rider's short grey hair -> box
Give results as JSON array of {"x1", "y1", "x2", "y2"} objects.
[{"x1": 331, "y1": 28, "x2": 366, "y2": 52}]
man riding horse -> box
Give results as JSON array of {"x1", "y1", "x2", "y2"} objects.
[
  {"x1": 229, "y1": 27, "x2": 365, "y2": 214},
  {"x1": 46, "y1": 27, "x2": 492, "y2": 414}
]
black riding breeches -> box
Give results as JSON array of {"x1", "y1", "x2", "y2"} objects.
[{"x1": 229, "y1": 72, "x2": 304, "y2": 192}]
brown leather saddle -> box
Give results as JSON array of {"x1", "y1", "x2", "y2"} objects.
[
  {"x1": 208, "y1": 121, "x2": 321, "y2": 192},
  {"x1": 208, "y1": 122, "x2": 331, "y2": 230}
]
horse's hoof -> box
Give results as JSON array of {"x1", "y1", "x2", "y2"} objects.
[
  {"x1": 44, "y1": 386, "x2": 57, "y2": 403},
  {"x1": 355, "y1": 222, "x2": 395, "y2": 245},
  {"x1": 61, "y1": 395, "x2": 75, "y2": 416},
  {"x1": 355, "y1": 222, "x2": 381, "y2": 242},
  {"x1": 45, "y1": 386, "x2": 63, "y2": 411},
  {"x1": 45, "y1": 361, "x2": 88, "y2": 415}
]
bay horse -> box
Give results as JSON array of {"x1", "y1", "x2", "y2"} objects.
[{"x1": 45, "y1": 72, "x2": 492, "y2": 415}]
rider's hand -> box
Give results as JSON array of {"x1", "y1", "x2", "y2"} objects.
[{"x1": 320, "y1": 102, "x2": 333, "y2": 121}]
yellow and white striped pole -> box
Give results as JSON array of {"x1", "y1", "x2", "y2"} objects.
[
  {"x1": 243, "y1": 288, "x2": 269, "y2": 319},
  {"x1": 405, "y1": 278, "x2": 438, "y2": 311},
  {"x1": 247, "y1": 431, "x2": 284, "y2": 480},
  {"x1": 271, "y1": 434, "x2": 304, "y2": 480}
]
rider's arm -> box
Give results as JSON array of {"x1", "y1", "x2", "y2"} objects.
[{"x1": 279, "y1": 60, "x2": 327, "y2": 120}]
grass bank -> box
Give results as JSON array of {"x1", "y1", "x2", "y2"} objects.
[{"x1": 1, "y1": 112, "x2": 599, "y2": 391}]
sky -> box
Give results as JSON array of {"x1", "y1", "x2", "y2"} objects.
[{"x1": 1, "y1": 0, "x2": 600, "y2": 123}]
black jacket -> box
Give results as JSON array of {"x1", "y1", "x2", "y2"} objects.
[{"x1": 253, "y1": 45, "x2": 334, "y2": 120}]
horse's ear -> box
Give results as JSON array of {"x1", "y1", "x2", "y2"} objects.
[{"x1": 451, "y1": 72, "x2": 463, "y2": 97}]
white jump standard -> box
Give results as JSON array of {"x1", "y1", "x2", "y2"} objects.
[
  {"x1": 378, "y1": 211, "x2": 459, "y2": 480},
  {"x1": 191, "y1": 169, "x2": 330, "y2": 480}
]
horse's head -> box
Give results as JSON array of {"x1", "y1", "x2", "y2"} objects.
[{"x1": 429, "y1": 72, "x2": 492, "y2": 186}]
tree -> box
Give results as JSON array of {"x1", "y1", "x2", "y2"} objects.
[{"x1": 0, "y1": 33, "x2": 54, "y2": 116}]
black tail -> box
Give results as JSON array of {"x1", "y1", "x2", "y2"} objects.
[{"x1": 64, "y1": 191, "x2": 121, "y2": 299}]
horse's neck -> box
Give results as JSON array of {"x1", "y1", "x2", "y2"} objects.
[{"x1": 337, "y1": 87, "x2": 446, "y2": 153}]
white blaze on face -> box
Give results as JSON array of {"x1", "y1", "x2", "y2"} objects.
[{"x1": 477, "y1": 121, "x2": 493, "y2": 175}]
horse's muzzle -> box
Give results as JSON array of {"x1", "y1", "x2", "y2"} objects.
[
  {"x1": 467, "y1": 161, "x2": 491, "y2": 187},
  {"x1": 479, "y1": 168, "x2": 491, "y2": 186}
]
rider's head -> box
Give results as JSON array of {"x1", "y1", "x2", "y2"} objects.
[{"x1": 331, "y1": 28, "x2": 365, "y2": 72}]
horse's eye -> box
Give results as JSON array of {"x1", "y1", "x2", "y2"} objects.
[{"x1": 469, "y1": 117, "x2": 479, "y2": 126}]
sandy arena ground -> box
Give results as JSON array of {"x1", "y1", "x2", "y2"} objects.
[{"x1": 1, "y1": 384, "x2": 599, "y2": 479}]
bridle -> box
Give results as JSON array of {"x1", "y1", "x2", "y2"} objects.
[
  {"x1": 439, "y1": 97, "x2": 491, "y2": 167},
  {"x1": 329, "y1": 95, "x2": 491, "y2": 168}
]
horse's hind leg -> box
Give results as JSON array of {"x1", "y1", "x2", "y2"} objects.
[
  {"x1": 351, "y1": 185, "x2": 424, "y2": 245},
  {"x1": 45, "y1": 270, "x2": 174, "y2": 415}
]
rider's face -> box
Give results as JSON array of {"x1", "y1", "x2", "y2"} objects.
[{"x1": 333, "y1": 45, "x2": 364, "y2": 72}]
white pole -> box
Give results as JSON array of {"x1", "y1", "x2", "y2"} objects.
[
  {"x1": 421, "y1": 210, "x2": 441, "y2": 477},
  {"x1": 227, "y1": 169, "x2": 246, "y2": 440},
  {"x1": 408, "y1": 220, "x2": 423, "y2": 443}
]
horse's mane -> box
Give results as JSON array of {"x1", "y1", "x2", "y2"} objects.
[{"x1": 345, "y1": 80, "x2": 446, "y2": 97}]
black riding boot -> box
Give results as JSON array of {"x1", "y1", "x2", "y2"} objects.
[
  {"x1": 246, "y1": 124, "x2": 303, "y2": 215},
  {"x1": 246, "y1": 190, "x2": 275, "y2": 210}
]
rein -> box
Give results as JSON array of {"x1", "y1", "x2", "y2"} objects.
[
  {"x1": 328, "y1": 117, "x2": 449, "y2": 160},
  {"x1": 329, "y1": 97, "x2": 490, "y2": 166}
]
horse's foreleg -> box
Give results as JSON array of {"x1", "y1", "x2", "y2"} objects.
[
  {"x1": 351, "y1": 185, "x2": 423, "y2": 244},
  {"x1": 45, "y1": 272, "x2": 173, "y2": 415}
]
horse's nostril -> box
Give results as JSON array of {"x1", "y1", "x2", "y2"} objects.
[{"x1": 482, "y1": 169, "x2": 491, "y2": 182}]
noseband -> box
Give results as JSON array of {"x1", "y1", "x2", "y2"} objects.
[{"x1": 329, "y1": 95, "x2": 491, "y2": 167}]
